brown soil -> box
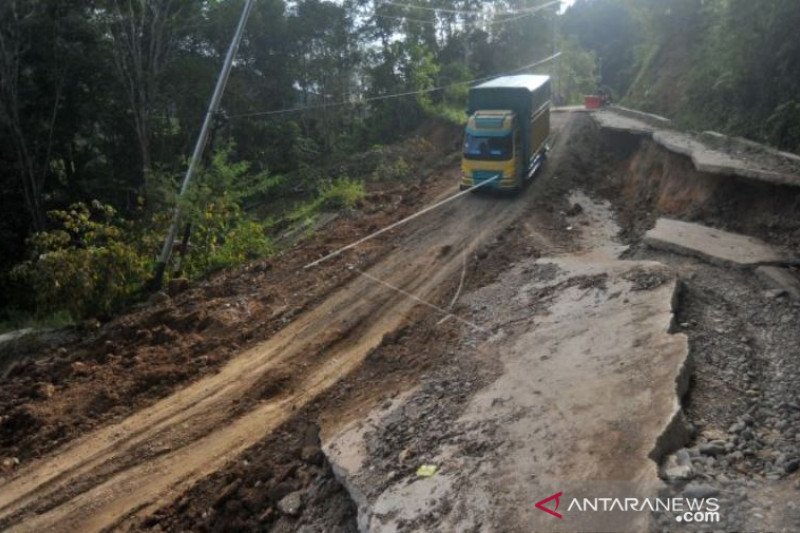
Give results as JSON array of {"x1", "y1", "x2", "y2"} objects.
[
  {"x1": 136, "y1": 305, "x2": 474, "y2": 532},
  {"x1": 133, "y1": 114, "x2": 586, "y2": 533},
  {"x1": 592, "y1": 127, "x2": 800, "y2": 253},
  {"x1": 0, "y1": 133, "x2": 464, "y2": 471},
  {"x1": 0, "y1": 113, "x2": 586, "y2": 531},
  {"x1": 5, "y1": 109, "x2": 797, "y2": 532}
]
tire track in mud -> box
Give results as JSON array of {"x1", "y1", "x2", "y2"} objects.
[{"x1": 0, "y1": 113, "x2": 579, "y2": 533}]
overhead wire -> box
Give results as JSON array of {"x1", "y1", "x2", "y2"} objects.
[
  {"x1": 304, "y1": 175, "x2": 501, "y2": 269},
  {"x1": 372, "y1": 13, "x2": 440, "y2": 25},
  {"x1": 374, "y1": 8, "x2": 542, "y2": 26},
  {"x1": 228, "y1": 51, "x2": 561, "y2": 119},
  {"x1": 373, "y1": 0, "x2": 559, "y2": 26},
  {"x1": 377, "y1": 0, "x2": 560, "y2": 17},
  {"x1": 354, "y1": 266, "x2": 487, "y2": 331},
  {"x1": 225, "y1": 2, "x2": 560, "y2": 120}
]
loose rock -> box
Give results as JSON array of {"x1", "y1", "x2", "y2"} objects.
[
  {"x1": 1, "y1": 457, "x2": 20, "y2": 472},
  {"x1": 683, "y1": 483, "x2": 720, "y2": 499},
  {"x1": 277, "y1": 491, "x2": 304, "y2": 516},
  {"x1": 699, "y1": 440, "x2": 727, "y2": 457},
  {"x1": 70, "y1": 361, "x2": 91, "y2": 376}
]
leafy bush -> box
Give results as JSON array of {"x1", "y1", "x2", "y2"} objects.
[
  {"x1": 430, "y1": 105, "x2": 468, "y2": 125},
  {"x1": 0, "y1": 309, "x2": 73, "y2": 334},
  {"x1": 180, "y1": 146, "x2": 275, "y2": 277},
  {"x1": 550, "y1": 37, "x2": 598, "y2": 105},
  {"x1": 181, "y1": 199, "x2": 273, "y2": 277},
  {"x1": 766, "y1": 101, "x2": 800, "y2": 153},
  {"x1": 10, "y1": 202, "x2": 153, "y2": 319},
  {"x1": 8, "y1": 146, "x2": 280, "y2": 320},
  {"x1": 285, "y1": 176, "x2": 366, "y2": 227},
  {"x1": 429, "y1": 62, "x2": 471, "y2": 125},
  {"x1": 372, "y1": 156, "x2": 411, "y2": 181},
  {"x1": 318, "y1": 177, "x2": 366, "y2": 210}
]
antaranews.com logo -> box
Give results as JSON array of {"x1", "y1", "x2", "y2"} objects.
[{"x1": 535, "y1": 492, "x2": 721, "y2": 525}]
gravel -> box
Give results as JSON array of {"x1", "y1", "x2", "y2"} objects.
[{"x1": 635, "y1": 252, "x2": 800, "y2": 532}]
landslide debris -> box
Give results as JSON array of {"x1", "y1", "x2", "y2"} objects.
[{"x1": 0, "y1": 166, "x2": 448, "y2": 467}]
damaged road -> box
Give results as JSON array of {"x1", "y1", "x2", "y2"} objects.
[
  {"x1": 0, "y1": 113, "x2": 581, "y2": 532},
  {"x1": 2, "y1": 108, "x2": 800, "y2": 532},
  {"x1": 324, "y1": 193, "x2": 690, "y2": 532}
]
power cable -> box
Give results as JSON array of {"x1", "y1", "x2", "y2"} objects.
[
  {"x1": 374, "y1": 8, "x2": 542, "y2": 26},
  {"x1": 229, "y1": 51, "x2": 561, "y2": 119},
  {"x1": 373, "y1": 13, "x2": 440, "y2": 25},
  {"x1": 378, "y1": 0, "x2": 560, "y2": 17},
  {"x1": 354, "y1": 266, "x2": 486, "y2": 331},
  {"x1": 304, "y1": 175, "x2": 500, "y2": 269}
]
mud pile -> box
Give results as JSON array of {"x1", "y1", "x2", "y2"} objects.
[{"x1": 0, "y1": 144, "x2": 451, "y2": 469}]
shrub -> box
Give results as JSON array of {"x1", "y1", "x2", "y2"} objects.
[
  {"x1": 284, "y1": 176, "x2": 366, "y2": 230},
  {"x1": 182, "y1": 199, "x2": 273, "y2": 277},
  {"x1": 431, "y1": 105, "x2": 468, "y2": 125},
  {"x1": 372, "y1": 156, "x2": 410, "y2": 181},
  {"x1": 8, "y1": 146, "x2": 280, "y2": 320},
  {"x1": 180, "y1": 144, "x2": 276, "y2": 277},
  {"x1": 766, "y1": 101, "x2": 800, "y2": 153},
  {"x1": 10, "y1": 202, "x2": 152, "y2": 319},
  {"x1": 318, "y1": 177, "x2": 366, "y2": 210}
]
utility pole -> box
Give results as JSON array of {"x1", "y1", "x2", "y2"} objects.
[{"x1": 152, "y1": 0, "x2": 255, "y2": 289}]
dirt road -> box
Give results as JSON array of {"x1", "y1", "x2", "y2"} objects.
[
  {"x1": 0, "y1": 114, "x2": 581, "y2": 532},
  {"x1": 323, "y1": 190, "x2": 690, "y2": 532},
  {"x1": 3, "y1": 108, "x2": 798, "y2": 532}
]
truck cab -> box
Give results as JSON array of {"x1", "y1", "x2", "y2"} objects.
[
  {"x1": 461, "y1": 75, "x2": 551, "y2": 192},
  {"x1": 462, "y1": 110, "x2": 520, "y2": 189}
]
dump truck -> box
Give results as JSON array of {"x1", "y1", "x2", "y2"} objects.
[{"x1": 461, "y1": 75, "x2": 551, "y2": 192}]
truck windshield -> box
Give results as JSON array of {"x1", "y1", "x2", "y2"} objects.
[{"x1": 463, "y1": 133, "x2": 513, "y2": 161}]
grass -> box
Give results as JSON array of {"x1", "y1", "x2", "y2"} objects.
[
  {"x1": 0, "y1": 309, "x2": 74, "y2": 335},
  {"x1": 319, "y1": 177, "x2": 366, "y2": 209},
  {"x1": 285, "y1": 177, "x2": 367, "y2": 226}
]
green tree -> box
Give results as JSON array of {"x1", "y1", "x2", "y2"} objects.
[{"x1": 550, "y1": 37, "x2": 597, "y2": 105}]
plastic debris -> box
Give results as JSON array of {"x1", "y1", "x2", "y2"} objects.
[{"x1": 416, "y1": 464, "x2": 438, "y2": 477}]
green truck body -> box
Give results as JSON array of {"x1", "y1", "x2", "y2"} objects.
[{"x1": 462, "y1": 75, "x2": 552, "y2": 191}]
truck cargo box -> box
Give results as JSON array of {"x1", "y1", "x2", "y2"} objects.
[
  {"x1": 466, "y1": 75, "x2": 551, "y2": 179},
  {"x1": 468, "y1": 75, "x2": 551, "y2": 117}
]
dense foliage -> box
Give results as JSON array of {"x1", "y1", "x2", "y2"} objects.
[
  {"x1": 562, "y1": 0, "x2": 800, "y2": 152},
  {"x1": 0, "y1": 0, "x2": 573, "y2": 322},
  {"x1": 5, "y1": 0, "x2": 795, "y2": 324}
]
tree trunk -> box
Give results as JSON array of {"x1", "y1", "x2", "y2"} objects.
[{"x1": 107, "y1": 0, "x2": 185, "y2": 195}]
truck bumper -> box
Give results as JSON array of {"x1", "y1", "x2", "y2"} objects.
[{"x1": 461, "y1": 172, "x2": 519, "y2": 190}]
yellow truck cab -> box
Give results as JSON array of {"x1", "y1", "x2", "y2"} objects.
[{"x1": 461, "y1": 75, "x2": 551, "y2": 192}]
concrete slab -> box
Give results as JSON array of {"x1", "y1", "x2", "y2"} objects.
[
  {"x1": 592, "y1": 110, "x2": 800, "y2": 188},
  {"x1": 612, "y1": 105, "x2": 672, "y2": 126},
  {"x1": 653, "y1": 131, "x2": 800, "y2": 187},
  {"x1": 703, "y1": 131, "x2": 800, "y2": 166},
  {"x1": 0, "y1": 328, "x2": 34, "y2": 346},
  {"x1": 324, "y1": 196, "x2": 691, "y2": 533},
  {"x1": 755, "y1": 266, "x2": 800, "y2": 299},
  {"x1": 644, "y1": 218, "x2": 791, "y2": 268},
  {"x1": 552, "y1": 105, "x2": 590, "y2": 113},
  {"x1": 592, "y1": 109, "x2": 659, "y2": 135}
]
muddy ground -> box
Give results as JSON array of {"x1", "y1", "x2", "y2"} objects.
[
  {"x1": 134, "y1": 123, "x2": 594, "y2": 532},
  {"x1": 1, "y1": 110, "x2": 800, "y2": 532},
  {"x1": 0, "y1": 113, "x2": 580, "y2": 531},
  {"x1": 0, "y1": 133, "x2": 458, "y2": 467}
]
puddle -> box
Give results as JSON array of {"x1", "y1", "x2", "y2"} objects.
[{"x1": 568, "y1": 190, "x2": 629, "y2": 261}]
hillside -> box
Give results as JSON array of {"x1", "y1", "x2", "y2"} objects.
[
  {"x1": 562, "y1": 0, "x2": 800, "y2": 154},
  {"x1": 2, "y1": 2, "x2": 800, "y2": 532}
]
